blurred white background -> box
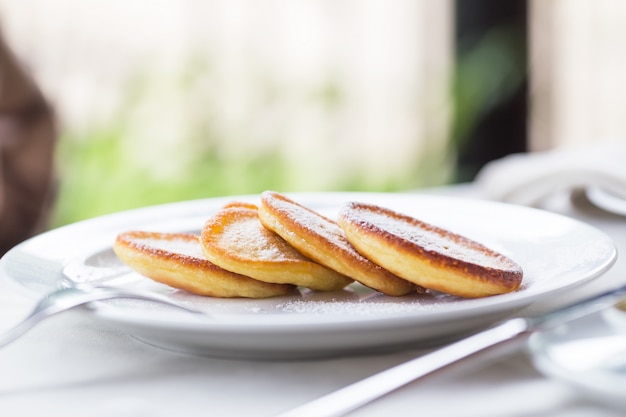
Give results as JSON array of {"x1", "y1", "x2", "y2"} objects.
[
  {"x1": 1, "y1": 0, "x2": 625, "y2": 226},
  {"x1": 0, "y1": 0, "x2": 452, "y2": 194}
]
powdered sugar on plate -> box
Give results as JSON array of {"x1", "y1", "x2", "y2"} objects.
[{"x1": 275, "y1": 290, "x2": 461, "y2": 316}]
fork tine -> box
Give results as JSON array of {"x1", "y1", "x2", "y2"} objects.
[{"x1": 0, "y1": 286, "x2": 204, "y2": 349}]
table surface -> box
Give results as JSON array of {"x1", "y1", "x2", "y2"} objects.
[{"x1": 1, "y1": 185, "x2": 625, "y2": 417}]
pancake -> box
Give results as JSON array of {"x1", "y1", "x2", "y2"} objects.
[
  {"x1": 221, "y1": 201, "x2": 259, "y2": 210},
  {"x1": 200, "y1": 203, "x2": 352, "y2": 291},
  {"x1": 113, "y1": 231, "x2": 294, "y2": 298},
  {"x1": 258, "y1": 191, "x2": 415, "y2": 296},
  {"x1": 337, "y1": 202, "x2": 523, "y2": 298}
]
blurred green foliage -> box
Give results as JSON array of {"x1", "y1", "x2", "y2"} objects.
[
  {"x1": 51, "y1": 128, "x2": 288, "y2": 226},
  {"x1": 453, "y1": 26, "x2": 526, "y2": 147},
  {"x1": 51, "y1": 127, "x2": 442, "y2": 227},
  {"x1": 49, "y1": 55, "x2": 446, "y2": 227}
]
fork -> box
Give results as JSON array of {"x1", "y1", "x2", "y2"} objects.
[{"x1": 0, "y1": 285, "x2": 204, "y2": 348}]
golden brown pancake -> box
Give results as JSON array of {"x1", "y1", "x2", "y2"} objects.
[
  {"x1": 200, "y1": 204, "x2": 352, "y2": 291},
  {"x1": 221, "y1": 201, "x2": 259, "y2": 210},
  {"x1": 113, "y1": 231, "x2": 294, "y2": 298},
  {"x1": 258, "y1": 191, "x2": 415, "y2": 296},
  {"x1": 337, "y1": 202, "x2": 523, "y2": 298}
]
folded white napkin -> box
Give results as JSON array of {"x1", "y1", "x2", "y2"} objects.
[{"x1": 474, "y1": 141, "x2": 626, "y2": 209}]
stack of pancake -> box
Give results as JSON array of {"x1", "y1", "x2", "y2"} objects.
[{"x1": 113, "y1": 191, "x2": 523, "y2": 299}]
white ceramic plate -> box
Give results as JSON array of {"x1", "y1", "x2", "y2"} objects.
[
  {"x1": 0, "y1": 192, "x2": 617, "y2": 359},
  {"x1": 530, "y1": 312, "x2": 626, "y2": 409}
]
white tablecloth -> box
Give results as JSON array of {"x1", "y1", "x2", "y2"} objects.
[{"x1": 1, "y1": 185, "x2": 625, "y2": 417}]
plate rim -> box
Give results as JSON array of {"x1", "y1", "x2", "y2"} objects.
[
  {"x1": 529, "y1": 313, "x2": 626, "y2": 408},
  {"x1": 0, "y1": 191, "x2": 618, "y2": 356}
]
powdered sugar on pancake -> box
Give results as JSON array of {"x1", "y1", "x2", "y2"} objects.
[
  {"x1": 343, "y1": 204, "x2": 520, "y2": 272},
  {"x1": 269, "y1": 193, "x2": 361, "y2": 255},
  {"x1": 218, "y1": 215, "x2": 307, "y2": 261},
  {"x1": 133, "y1": 234, "x2": 204, "y2": 259}
]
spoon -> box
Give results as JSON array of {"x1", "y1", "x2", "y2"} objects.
[{"x1": 0, "y1": 285, "x2": 204, "y2": 348}]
